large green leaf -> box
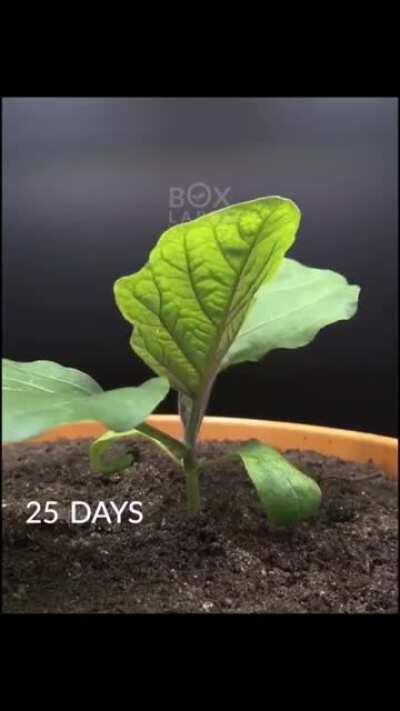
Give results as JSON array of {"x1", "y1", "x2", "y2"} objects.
[
  {"x1": 223, "y1": 258, "x2": 360, "y2": 369},
  {"x1": 114, "y1": 197, "x2": 301, "y2": 397},
  {"x1": 2, "y1": 359, "x2": 169, "y2": 443},
  {"x1": 236, "y1": 441, "x2": 321, "y2": 525}
]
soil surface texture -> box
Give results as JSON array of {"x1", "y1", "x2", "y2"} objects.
[{"x1": 2, "y1": 438, "x2": 398, "y2": 614}]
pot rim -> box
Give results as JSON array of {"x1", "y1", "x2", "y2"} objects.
[{"x1": 30, "y1": 415, "x2": 398, "y2": 480}]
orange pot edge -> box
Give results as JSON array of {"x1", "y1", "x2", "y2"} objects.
[{"x1": 31, "y1": 415, "x2": 398, "y2": 480}]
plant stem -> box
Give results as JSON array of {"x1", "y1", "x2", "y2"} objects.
[
  {"x1": 180, "y1": 394, "x2": 209, "y2": 514},
  {"x1": 181, "y1": 397, "x2": 201, "y2": 450},
  {"x1": 184, "y1": 451, "x2": 201, "y2": 514}
]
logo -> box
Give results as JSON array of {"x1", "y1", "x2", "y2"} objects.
[{"x1": 168, "y1": 182, "x2": 231, "y2": 224}]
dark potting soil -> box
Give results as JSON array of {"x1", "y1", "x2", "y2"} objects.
[{"x1": 2, "y1": 438, "x2": 398, "y2": 614}]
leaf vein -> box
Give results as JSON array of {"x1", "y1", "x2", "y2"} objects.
[
  {"x1": 183, "y1": 233, "x2": 218, "y2": 326},
  {"x1": 134, "y1": 270, "x2": 202, "y2": 379}
]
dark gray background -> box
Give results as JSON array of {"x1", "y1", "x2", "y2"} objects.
[{"x1": 2, "y1": 98, "x2": 398, "y2": 435}]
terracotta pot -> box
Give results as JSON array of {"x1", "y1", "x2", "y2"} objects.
[{"x1": 33, "y1": 416, "x2": 398, "y2": 480}]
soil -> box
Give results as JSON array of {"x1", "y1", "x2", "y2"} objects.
[{"x1": 2, "y1": 438, "x2": 398, "y2": 614}]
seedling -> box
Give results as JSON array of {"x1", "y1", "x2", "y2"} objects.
[{"x1": 2, "y1": 197, "x2": 360, "y2": 524}]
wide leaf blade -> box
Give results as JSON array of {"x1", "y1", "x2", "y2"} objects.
[
  {"x1": 223, "y1": 258, "x2": 360, "y2": 368},
  {"x1": 236, "y1": 441, "x2": 321, "y2": 525},
  {"x1": 114, "y1": 197, "x2": 301, "y2": 396},
  {"x1": 2, "y1": 359, "x2": 169, "y2": 443}
]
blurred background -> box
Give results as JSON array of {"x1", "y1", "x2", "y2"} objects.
[{"x1": 2, "y1": 97, "x2": 398, "y2": 435}]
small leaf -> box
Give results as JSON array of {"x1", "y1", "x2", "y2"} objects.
[
  {"x1": 223, "y1": 258, "x2": 360, "y2": 369},
  {"x1": 236, "y1": 441, "x2": 321, "y2": 525},
  {"x1": 90, "y1": 422, "x2": 186, "y2": 475},
  {"x1": 2, "y1": 359, "x2": 169, "y2": 443},
  {"x1": 114, "y1": 197, "x2": 301, "y2": 397}
]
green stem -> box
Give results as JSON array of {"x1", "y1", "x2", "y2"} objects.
[
  {"x1": 184, "y1": 400, "x2": 201, "y2": 450},
  {"x1": 179, "y1": 384, "x2": 214, "y2": 514},
  {"x1": 184, "y1": 451, "x2": 201, "y2": 514},
  {"x1": 180, "y1": 396, "x2": 206, "y2": 514}
]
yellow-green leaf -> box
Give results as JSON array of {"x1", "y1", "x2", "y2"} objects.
[{"x1": 114, "y1": 197, "x2": 301, "y2": 397}]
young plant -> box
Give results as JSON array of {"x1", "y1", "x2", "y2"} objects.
[{"x1": 2, "y1": 197, "x2": 360, "y2": 525}]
